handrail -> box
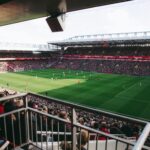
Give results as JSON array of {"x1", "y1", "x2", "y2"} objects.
[
  {"x1": 28, "y1": 92, "x2": 149, "y2": 125},
  {"x1": 1, "y1": 92, "x2": 150, "y2": 150},
  {"x1": 0, "y1": 107, "x2": 26, "y2": 118},
  {"x1": 0, "y1": 93, "x2": 27, "y2": 102},
  {"x1": 31, "y1": 107, "x2": 150, "y2": 150},
  {"x1": 0, "y1": 140, "x2": 9, "y2": 150},
  {"x1": 28, "y1": 107, "x2": 135, "y2": 147},
  {"x1": 133, "y1": 123, "x2": 150, "y2": 150},
  {"x1": 28, "y1": 107, "x2": 70, "y2": 124}
]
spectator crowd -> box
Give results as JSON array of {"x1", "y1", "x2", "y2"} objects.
[
  {"x1": 0, "y1": 47, "x2": 150, "y2": 75},
  {"x1": 52, "y1": 46, "x2": 150, "y2": 76}
]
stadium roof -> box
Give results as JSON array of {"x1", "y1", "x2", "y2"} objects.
[
  {"x1": 49, "y1": 31, "x2": 150, "y2": 47},
  {"x1": 0, "y1": 42, "x2": 58, "y2": 51},
  {"x1": 0, "y1": 0, "x2": 131, "y2": 26}
]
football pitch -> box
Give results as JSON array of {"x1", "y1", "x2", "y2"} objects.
[{"x1": 0, "y1": 69, "x2": 150, "y2": 121}]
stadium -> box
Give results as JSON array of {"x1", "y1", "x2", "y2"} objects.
[{"x1": 0, "y1": 0, "x2": 150, "y2": 150}]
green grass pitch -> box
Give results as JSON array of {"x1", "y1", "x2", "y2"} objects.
[{"x1": 0, "y1": 69, "x2": 150, "y2": 121}]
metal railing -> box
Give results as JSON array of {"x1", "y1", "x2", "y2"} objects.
[
  {"x1": 0, "y1": 93, "x2": 150, "y2": 150},
  {"x1": 133, "y1": 123, "x2": 150, "y2": 150},
  {"x1": 28, "y1": 93, "x2": 149, "y2": 125}
]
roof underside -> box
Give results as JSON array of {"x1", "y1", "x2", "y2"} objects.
[
  {"x1": 0, "y1": 0, "x2": 131, "y2": 26},
  {"x1": 49, "y1": 39, "x2": 150, "y2": 47}
]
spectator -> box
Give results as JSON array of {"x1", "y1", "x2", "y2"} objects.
[
  {"x1": 60, "y1": 141, "x2": 72, "y2": 150},
  {"x1": 77, "y1": 130, "x2": 89, "y2": 150}
]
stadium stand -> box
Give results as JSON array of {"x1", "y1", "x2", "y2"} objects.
[
  {"x1": 53, "y1": 59, "x2": 150, "y2": 75},
  {"x1": 1, "y1": 0, "x2": 150, "y2": 148},
  {"x1": 0, "y1": 32, "x2": 150, "y2": 149},
  {"x1": 0, "y1": 46, "x2": 150, "y2": 75},
  {"x1": 0, "y1": 51, "x2": 60, "y2": 72},
  {"x1": 52, "y1": 46, "x2": 150, "y2": 76},
  {"x1": 49, "y1": 32, "x2": 150, "y2": 76},
  {"x1": 0, "y1": 92, "x2": 150, "y2": 150},
  {"x1": 64, "y1": 47, "x2": 150, "y2": 56}
]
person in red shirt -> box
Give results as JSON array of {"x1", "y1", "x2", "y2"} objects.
[
  {"x1": 0, "y1": 101, "x2": 4, "y2": 140},
  {"x1": 99, "y1": 122, "x2": 110, "y2": 140},
  {"x1": 0, "y1": 103, "x2": 4, "y2": 114},
  {"x1": 0, "y1": 92, "x2": 5, "y2": 114}
]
